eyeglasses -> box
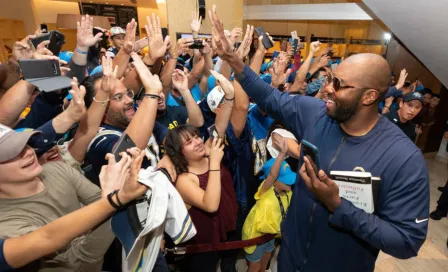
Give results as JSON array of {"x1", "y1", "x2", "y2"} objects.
[
  {"x1": 326, "y1": 73, "x2": 371, "y2": 92},
  {"x1": 111, "y1": 89, "x2": 134, "y2": 102}
]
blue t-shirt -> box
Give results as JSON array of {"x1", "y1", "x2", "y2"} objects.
[
  {"x1": 0, "y1": 239, "x2": 11, "y2": 271},
  {"x1": 86, "y1": 122, "x2": 168, "y2": 180},
  {"x1": 166, "y1": 84, "x2": 204, "y2": 107},
  {"x1": 236, "y1": 65, "x2": 429, "y2": 271},
  {"x1": 247, "y1": 104, "x2": 274, "y2": 141}
]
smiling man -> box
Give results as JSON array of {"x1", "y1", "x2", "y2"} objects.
[
  {"x1": 207, "y1": 6, "x2": 429, "y2": 272},
  {"x1": 385, "y1": 92, "x2": 423, "y2": 141}
]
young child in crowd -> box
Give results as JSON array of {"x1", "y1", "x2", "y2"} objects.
[
  {"x1": 242, "y1": 134, "x2": 296, "y2": 272},
  {"x1": 106, "y1": 26, "x2": 126, "y2": 59}
]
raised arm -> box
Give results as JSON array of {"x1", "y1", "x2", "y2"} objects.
[
  {"x1": 260, "y1": 134, "x2": 288, "y2": 196},
  {"x1": 72, "y1": 15, "x2": 103, "y2": 67},
  {"x1": 289, "y1": 41, "x2": 321, "y2": 93},
  {"x1": 69, "y1": 57, "x2": 117, "y2": 163},
  {"x1": 230, "y1": 25, "x2": 253, "y2": 138},
  {"x1": 250, "y1": 35, "x2": 271, "y2": 75},
  {"x1": 172, "y1": 69, "x2": 204, "y2": 127},
  {"x1": 124, "y1": 53, "x2": 162, "y2": 149},
  {"x1": 210, "y1": 70, "x2": 234, "y2": 137},
  {"x1": 112, "y1": 19, "x2": 137, "y2": 79}
]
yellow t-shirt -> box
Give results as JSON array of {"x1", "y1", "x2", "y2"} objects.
[{"x1": 242, "y1": 180, "x2": 292, "y2": 254}]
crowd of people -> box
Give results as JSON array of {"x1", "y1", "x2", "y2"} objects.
[{"x1": 0, "y1": 4, "x2": 435, "y2": 272}]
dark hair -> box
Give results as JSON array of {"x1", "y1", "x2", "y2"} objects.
[
  {"x1": 308, "y1": 68, "x2": 327, "y2": 83},
  {"x1": 432, "y1": 93, "x2": 441, "y2": 99},
  {"x1": 81, "y1": 73, "x2": 103, "y2": 108},
  {"x1": 423, "y1": 88, "x2": 433, "y2": 96},
  {"x1": 164, "y1": 124, "x2": 201, "y2": 174},
  {"x1": 403, "y1": 81, "x2": 412, "y2": 88}
]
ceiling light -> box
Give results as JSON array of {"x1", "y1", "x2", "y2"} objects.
[
  {"x1": 121, "y1": 4, "x2": 123, "y2": 5},
  {"x1": 156, "y1": 0, "x2": 166, "y2": 3},
  {"x1": 384, "y1": 33, "x2": 391, "y2": 41}
]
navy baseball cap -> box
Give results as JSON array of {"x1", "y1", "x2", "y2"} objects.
[{"x1": 403, "y1": 92, "x2": 424, "y2": 104}]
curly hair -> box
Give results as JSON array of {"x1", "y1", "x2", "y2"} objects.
[{"x1": 164, "y1": 124, "x2": 201, "y2": 175}]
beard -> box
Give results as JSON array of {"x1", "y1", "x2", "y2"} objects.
[{"x1": 327, "y1": 90, "x2": 364, "y2": 123}]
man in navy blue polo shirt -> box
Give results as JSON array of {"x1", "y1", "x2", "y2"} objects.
[{"x1": 209, "y1": 6, "x2": 428, "y2": 272}]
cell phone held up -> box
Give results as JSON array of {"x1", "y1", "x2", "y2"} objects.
[
  {"x1": 112, "y1": 132, "x2": 137, "y2": 162},
  {"x1": 207, "y1": 124, "x2": 219, "y2": 141},
  {"x1": 189, "y1": 39, "x2": 204, "y2": 49},
  {"x1": 301, "y1": 140, "x2": 321, "y2": 177},
  {"x1": 31, "y1": 30, "x2": 65, "y2": 56},
  {"x1": 255, "y1": 27, "x2": 273, "y2": 50}
]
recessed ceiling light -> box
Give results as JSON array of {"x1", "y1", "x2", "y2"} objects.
[{"x1": 121, "y1": 3, "x2": 123, "y2": 5}]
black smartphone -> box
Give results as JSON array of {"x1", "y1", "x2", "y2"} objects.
[
  {"x1": 188, "y1": 39, "x2": 204, "y2": 49},
  {"x1": 301, "y1": 140, "x2": 321, "y2": 177},
  {"x1": 31, "y1": 33, "x2": 51, "y2": 49},
  {"x1": 40, "y1": 24, "x2": 48, "y2": 33},
  {"x1": 255, "y1": 27, "x2": 273, "y2": 50},
  {"x1": 207, "y1": 124, "x2": 219, "y2": 140},
  {"x1": 47, "y1": 31, "x2": 65, "y2": 56},
  {"x1": 112, "y1": 132, "x2": 136, "y2": 162},
  {"x1": 93, "y1": 27, "x2": 104, "y2": 37},
  {"x1": 161, "y1": 27, "x2": 168, "y2": 40},
  {"x1": 19, "y1": 59, "x2": 61, "y2": 80}
]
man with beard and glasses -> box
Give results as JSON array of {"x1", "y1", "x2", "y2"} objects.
[{"x1": 208, "y1": 6, "x2": 428, "y2": 271}]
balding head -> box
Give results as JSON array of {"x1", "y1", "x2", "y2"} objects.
[{"x1": 337, "y1": 53, "x2": 391, "y2": 95}]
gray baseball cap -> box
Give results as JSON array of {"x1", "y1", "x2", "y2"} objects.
[{"x1": 0, "y1": 124, "x2": 40, "y2": 163}]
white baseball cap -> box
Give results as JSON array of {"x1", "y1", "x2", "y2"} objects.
[
  {"x1": 110, "y1": 26, "x2": 126, "y2": 37},
  {"x1": 207, "y1": 86, "x2": 225, "y2": 113},
  {"x1": 0, "y1": 124, "x2": 39, "y2": 163}
]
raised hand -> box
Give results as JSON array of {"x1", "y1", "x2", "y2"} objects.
[
  {"x1": 210, "y1": 70, "x2": 234, "y2": 99},
  {"x1": 396, "y1": 68, "x2": 408, "y2": 90},
  {"x1": 12, "y1": 35, "x2": 36, "y2": 61},
  {"x1": 272, "y1": 133, "x2": 288, "y2": 155},
  {"x1": 208, "y1": 5, "x2": 233, "y2": 60},
  {"x1": 33, "y1": 40, "x2": 59, "y2": 61},
  {"x1": 310, "y1": 41, "x2": 322, "y2": 54},
  {"x1": 146, "y1": 14, "x2": 170, "y2": 60},
  {"x1": 172, "y1": 69, "x2": 189, "y2": 92},
  {"x1": 269, "y1": 55, "x2": 291, "y2": 88},
  {"x1": 235, "y1": 25, "x2": 254, "y2": 60},
  {"x1": 77, "y1": 15, "x2": 103, "y2": 49},
  {"x1": 209, "y1": 137, "x2": 224, "y2": 169},
  {"x1": 173, "y1": 38, "x2": 194, "y2": 58},
  {"x1": 122, "y1": 19, "x2": 137, "y2": 54},
  {"x1": 117, "y1": 147, "x2": 148, "y2": 204},
  {"x1": 257, "y1": 33, "x2": 274, "y2": 54},
  {"x1": 228, "y1": 27, "x2": 243, "y2": 46},
  {"x1": 200, "y1": 40, "x2": 212, "y2": 55},
  {"x1": 300, "y1": 156, "x2": 341, "y2": 212},
  {"x1": 190, "y1": 10, "x2": 202, "y2": 34},
  {"x1": 65, "y1": 77, "x2": 87, "y2": 123},
  {"x1": 100, "y1": 152, "x2": 132, "y2": 198},
  {"x1": 101, "y1": 56, "x2": 118, "y2": 93},
  {"x1": 131, "y1": 52, "x2": 162, "y2": 95}
]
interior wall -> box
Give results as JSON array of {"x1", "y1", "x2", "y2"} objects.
[
  {"x1": 0, "y1": 0, "x2": 38, "y2": 34},
  {"x1": 166, "y1": 0, "x2": 244, "y2": 43}
]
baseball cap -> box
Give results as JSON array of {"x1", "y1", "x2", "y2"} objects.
[
  {"x1": 0, "y1": 124, "x2": 40, "y2": 163},
  {"x1": 260, "y1": 158, "x2": 297, "y2": 186},
  {"x1": 110, "y1": 26, "x2": 126, "y2": 37},
  {"x1": 207, "y1": 86, "x2": 225, "y2": 113},
  {"x1": 403, "y1": 92, "x2": 424, "y2": 104}
]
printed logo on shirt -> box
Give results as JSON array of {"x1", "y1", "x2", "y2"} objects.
[
  {"x1": 252, "y1": 137, "x2": 266, "y2": 175},
  {"x1": 168, "y1": 120, "x2": 179, "y2": 130}
]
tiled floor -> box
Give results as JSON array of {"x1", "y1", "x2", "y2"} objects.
[{"x1": 234, "y1": 155, "x2": 448, "y2": 272}]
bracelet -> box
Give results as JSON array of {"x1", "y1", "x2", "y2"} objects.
[
  {"x1": 115, "y1": 191, "x2": 124, "y2": 206},
  {"x1": 384, "y1": 106, "x2": 390, "y2": 109},
  {"x1": 209, "y1": 169, "x2": 220, "y2": 172},
  {"x1": 93, "y1": 96, "x2": 110, "y2": 106},
  {"x1": 224, "y1": 96, "x2": 235, "y2": 101},
  {"x1": 75, "y1": 48, "x2": 88, "y2": 55},
  {"x1": 143, "y1": 93, "x2": 161, "y2": 100},
  {"x1": 107, "y1": 190, "x2": 121, "y2": 209}
]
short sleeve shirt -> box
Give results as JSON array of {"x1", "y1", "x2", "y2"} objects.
[{"x1": 156, "y1": 106, "x2": 188, "y2": 130}]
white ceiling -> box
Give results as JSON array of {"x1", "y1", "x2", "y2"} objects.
[
  {"x1": 363, "y1": 0, "x2": 448, "y2": 87},
  {"x1": 51, "y1": 0, "x2": 159, "y2": 8}
]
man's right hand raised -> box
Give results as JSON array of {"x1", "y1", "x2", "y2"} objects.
[
  {"x1": 131, "y1": 52, "x2": 162, "y2": 95},
  {"x1": 208, "y1": 5, "x2": 234, "y2": 61}
]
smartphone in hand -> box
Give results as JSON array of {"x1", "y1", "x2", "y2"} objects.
[
  {"x1": 301, "y1": 140, "x2": 321, "y2": 177},
  {"x1": 207, "y1": 124, "x2": 219, "y2": 141},
  {"x1": 112, "y1": 132, "x2": 136, "y2": 162},
  {"x1": 255, "y1": 27, "x2": 273, "y2": 50}
]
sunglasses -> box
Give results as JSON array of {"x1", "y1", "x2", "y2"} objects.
[{"x1": 326, "y1": 73, "x2": 372, "y2": 92}]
